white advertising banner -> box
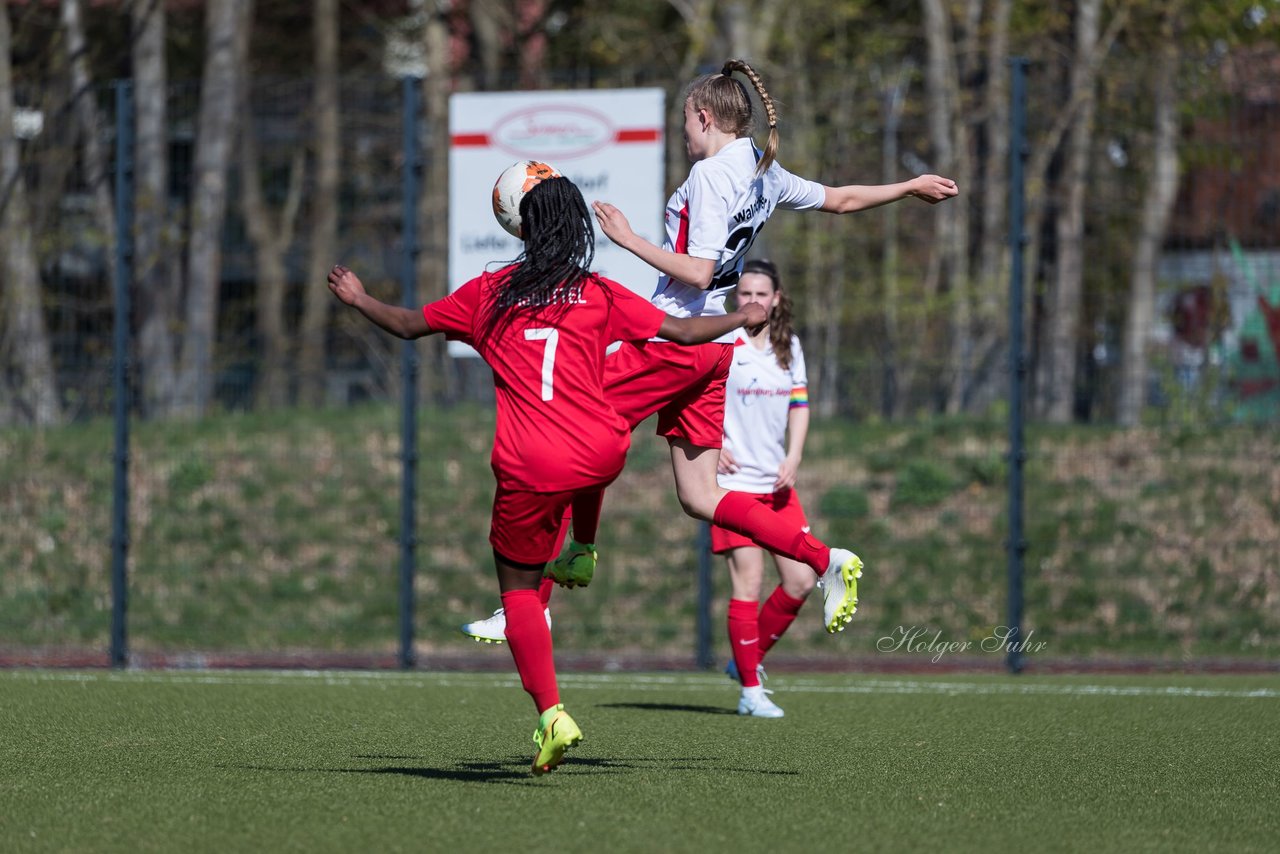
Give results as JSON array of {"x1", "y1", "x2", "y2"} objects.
[{"x1": 447, "y1": 88, "x2": 666, "y2": 355}]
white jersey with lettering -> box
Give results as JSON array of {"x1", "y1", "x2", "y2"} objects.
[
  {"x1": 718, "y1": 329, "x2": 809, "y2": 493},
  {"x1": 650, "y1": 138, "x2": 825, "y2": 340}
]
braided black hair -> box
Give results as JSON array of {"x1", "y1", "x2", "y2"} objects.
[{"x1": 483, "y1": 176, "x2": 597, "y2": 337}]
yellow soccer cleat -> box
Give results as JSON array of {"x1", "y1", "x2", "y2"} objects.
[
  {"x1": 818, "y1": 549, "x2": 863, "y2": 633},
  {"x1": 544, "y1": 539, "x2": 598, "y2": 589},
  {"x1": 531, "y1": 705, "x2": 583, "y2": 776}
]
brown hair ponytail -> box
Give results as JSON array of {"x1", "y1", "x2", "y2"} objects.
[
  {"x1": 685, "y1": 58, "x2": 780, "y2": 177},
  {"x1": 721, "y1": 60, "x2": 779, "y2": 176}
]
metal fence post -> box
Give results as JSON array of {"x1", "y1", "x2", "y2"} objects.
[
  {"x1": 111, "y1": 80, "x2": 134, "y2": 668},
  {"x1": 1006, "y1": 58, "x2": 1029, "y2": 674},
  {"x1": 398, "y1": 77, "x2": 422, "y2": 669}
]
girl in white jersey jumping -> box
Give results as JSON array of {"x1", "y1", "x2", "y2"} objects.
[
  {"x1": 587, "y1": 60, "x2": 954, "y2": 614},
  {"x1": 462, "y1": 60, "x2": 957, "y2": 645},
  {"x1": 713, "y1": 259, "x2": 818, "y2": 718}
]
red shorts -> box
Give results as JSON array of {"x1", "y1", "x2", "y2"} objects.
[
  {"x1": 710, "y1": 488, "x2": 810, "y2": 554},
  {"x1": 604, "y1": 340, "x2": 732, "y2": 448},
  {"x1": 489, "y1": 486, "x2": 582, "y2": 565}
]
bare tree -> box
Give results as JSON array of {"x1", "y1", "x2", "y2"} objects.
[
  {"x1": 60, "y1": 0, "x2": 116, "y2": 295},
  {"x1": 0, "y1": 0, "x2": 61, "y2": 426},
  {"x1": 176, "y1": 0, "x2": 253, "y2": 417},
  {"x1": 1036, "y1": 0, "x2": 1102, "y2": 422},
  {"x1": 664, "y1": 0, "x2": 716, "y2": 191},
  {"x1": 238, "y1": 32, "x2": 305, "y2": 409},
  {"x1": 785, "y1": 37, "x2": 840, "y2": 417},
  {"x1": 296, "y1": 0, "x2": 339, "y2": 407},
  {"x1": 876, "y1": 59, "x2": 912, "y2": 417},
  {"x1": 964, "y1": 0, "x2": 1012, "y2": 412},
  {"x1": 405, "y1": 0, "x2": 457, "y2": 401},
  {"x1": 1118, "y1": 11, "x2": 1182, "y2": 426},
  {"x1": 470, "y1": 0, "x2": 509, "y2": 89},
  {"x1": 921, "y1": 0, "x2": 973, "y2": 414},
  {"x1": 131, "y1": 0, "x2": 180, "y2": 417},
  {"x1": 720, "y1": 0, "x2": 782, "y2": 61}
]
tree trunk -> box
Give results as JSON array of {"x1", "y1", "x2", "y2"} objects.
[
  {"x1": 1118, "y1": 29, "x2": 1181, "y2": 427},
  {"x1": 720, "y1": 0, "x2": 782, "y2": 61},
  {"x1": 415, "y1": 0, "x2": 454, "y2": 403},
  {"x1": 130, "y1": 0, "x2": 180, "y2": 418},
  {"x1": 469, "y1": 0, "x2": 507, "y2": 90},
  {"x1": 878, "y1": 59, "x2": 911, "y2": 418},
  {"x1": 297, "y1": 0, "x2": 339, "y2": 407},
  {"x1": 965, "y1": 0, "x2": 1011, "y2": 412},
  {"x1": 1021, "y1": 6, "x2": 1127, "y2": 413},
  {"x1": 177, "y1": 0, "x2": 252, "y2": 417},
  {"x1": 1036, "y1": 0, "x2": 1104, "y2": 422},
  {"x1": 60, "y1": 0, "x2": 116, "y2": 295},
  {"x1": 921, "y1": 0, "x2": 971, "y2": 414},
  {"x1": 0, "y1": 0, "x2": 61, "y2": 426},
  {"x1": 664, "y1": 0, "x2": 715, "y2": 192},
  {"x1": 239, "y1": 67, "x2": 305, "y2": 410}
]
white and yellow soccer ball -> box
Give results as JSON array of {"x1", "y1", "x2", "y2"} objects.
[{"x1": 491, "y1": 160, "x2": 561, "y2": 239}]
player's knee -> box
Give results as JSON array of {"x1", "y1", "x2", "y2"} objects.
[
  {"x1": 675, "y1": 490, "x2": 716, "y2": 522},
  {"x1": 783, "y1": 578, "x2": 816, "y2": 599}
]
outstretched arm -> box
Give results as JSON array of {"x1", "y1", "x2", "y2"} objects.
[
  {"x1": 328, "y1": 265, "x2": 430, "y2": 339},
  {"x1": 593, "y1": 201, "x2": 717, "y2": 290},
  {"x1": 820, "y1": 174, "x2": 958, "y2": 214},
  {"x1": 658, "y1": 302, "x2": 767, "y2": 345}
]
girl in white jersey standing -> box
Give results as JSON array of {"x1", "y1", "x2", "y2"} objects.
[
  {"x1": 462, "y1": 60, "x2": 956, "y2": 645},
  {"x1": 713, "y1": 259, "x2": 817, "y2": 718}
]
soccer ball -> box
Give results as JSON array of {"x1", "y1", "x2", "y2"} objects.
[{"x1": 492, "y1": 160, "x2": 561, "y2": 239}]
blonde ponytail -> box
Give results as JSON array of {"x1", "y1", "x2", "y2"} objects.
[
  {"x1": 722, "y1": 59, "x2": 779, "y2": 176},
  {"x1": 685, "y1": 58, "x2": 780, "y2": 177}
]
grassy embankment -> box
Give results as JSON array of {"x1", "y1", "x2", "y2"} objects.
[{"x1": 3, "y1": 405, "x2": 1277, "y2": 660}]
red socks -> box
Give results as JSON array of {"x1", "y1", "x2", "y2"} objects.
[
  {"x1": 501, "y1": 589, "x2": 559, "y2": 712},
  {"x1": 726, "y1": 598, "x2": 762, "y2": 687},
  {"x1": 758, "y1": 586, "x2": 806, "y2": 654},
  {"x1": 712, "y1": 491, "x2": 831, "y2": 574},
  {"x1": 537, "y1": 506, "x2": 575, "y2": 608},
  {"x1": 537, "y1": 576, "x2": 555, "y2": 606}
]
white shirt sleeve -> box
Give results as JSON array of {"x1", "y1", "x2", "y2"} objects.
[
  {"x1": 770, "y1": 162, "x2": 826, "y2": 212},
  {"x1": 789, "y1": 336, "x2": 808, "y2": 390}
]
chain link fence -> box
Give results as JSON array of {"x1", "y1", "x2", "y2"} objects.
[{"x1": 2, "y1": 57, "x2": 1278, "y2": 666}]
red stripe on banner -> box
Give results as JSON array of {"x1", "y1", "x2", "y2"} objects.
[
  {"x1": 615, "y1": 129, "x2": 661, "y2": 142},
  {"x1": 452, "y1": 129, "x2": 658, "y2": 147}
]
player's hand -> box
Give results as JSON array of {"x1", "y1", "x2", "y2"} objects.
[
  {"x1": 739, "y1": 302, "x2": 768, "y2": 330},
  {"x1": 909, "y1": 175, "x2": 959, "y2": 204},
  {"x1": 774, "y1": 456, "x2": 800, "y2": 491},
  {"x1": 718, "y1": 446, "x2": 740, "y2": 476},
  {"x1": 592, "y1": 201, "x2": 635, "y2": 246},
  {"x1": 328, "y1": 264, "x2": 366, "y2": 306}
]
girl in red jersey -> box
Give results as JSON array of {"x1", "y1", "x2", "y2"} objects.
[{"x1": 328, "y1": 174, "x2": 764, "y2": 775}]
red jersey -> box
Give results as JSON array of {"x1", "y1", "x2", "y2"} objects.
[{"x1": 423, "y1": 266, "x2": 666, "y2": 491}]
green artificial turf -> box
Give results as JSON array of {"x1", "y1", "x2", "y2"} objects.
[{"x1": 2, "y1": 669, "x2": 1277, "y2": 853}]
